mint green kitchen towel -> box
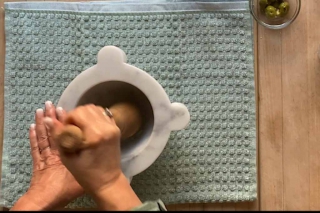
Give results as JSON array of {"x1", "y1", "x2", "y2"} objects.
[{"x1": 2, "y1": 1, "x2": 257, "y2": 208}]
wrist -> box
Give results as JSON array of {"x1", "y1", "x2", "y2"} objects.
[
  {"x1": 10, "y1": 190, "x2": 51, "y2": 211},
  {"x1": 92, "y1": 173, "x2": 142, "y2": 211},
  {"x1": 11, "y1": 186, "x2": 74, "y2": 211}
]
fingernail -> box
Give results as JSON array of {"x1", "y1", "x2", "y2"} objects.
[
  {"x1": 45, "y1": 101, "x2": 52, "y2": 109},
  {"x1": 30, "y1": 123, "x2": 35, "y2": 130},
  {"x1": 43, "y1": 117, "x2": 53, "y2": 129},
  {"x1": 56, "y1": 107, "x2": 63, "y2": 116},
  {"x1": 36, "y1": 109, "x2": 43, "y2": 115}
]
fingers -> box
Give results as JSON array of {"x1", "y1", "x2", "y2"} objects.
[
  {"x1": 44, "y1": 116, "x2": 66, "y2": 149},
  {"x1": 44, "y1": 101, "x2": 56, "y2": 120},
  {"x1": 64, "y1": 105, "x2": 91, "y2": 129},
  {"x1": 35, "y1": 109, "x2": 51, "y2": 156},
  {"x1": 44, "y1": 116, "x2": 79, "y2": 156},
  {"x1": 29, "y1": 123, "x2": 41, "y2": 167},
  {"x1": 44, "y1": 101, "x2": 57, "y2": 150},
  {"x1": 56, "y1": 107, "x2": 67, "y2": 123},
  {"x1": 65, "y1": 105, "x2": 113, "y2": 130},
  {"x1": 46, "y1": 105, "x2": 118, "y2": 152},
  {"x1": 44, "y1": 117, "x2": 64, "y2": 138}
]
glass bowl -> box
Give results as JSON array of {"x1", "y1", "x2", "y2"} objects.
[{"x1": 249, "y1": 0, "x2": 301, "y2": 29}]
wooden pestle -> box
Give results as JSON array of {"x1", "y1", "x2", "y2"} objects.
[{"x1": 56, "y1": 102, "x2": 142, "y2": 153}]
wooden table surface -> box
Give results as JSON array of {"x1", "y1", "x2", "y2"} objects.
[{"x1": 1, "y1": 0, "x2": 320, "y2": 211}]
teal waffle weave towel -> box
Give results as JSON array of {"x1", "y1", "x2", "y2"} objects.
[{"x1": 2, "y1": 0, "x2": 257, "y2": 208}]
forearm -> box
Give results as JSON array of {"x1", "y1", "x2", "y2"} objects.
[{"x1": 92, "y1": 173, "x2": 142, "y2": 211}]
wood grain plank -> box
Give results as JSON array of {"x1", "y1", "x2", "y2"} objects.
[
  {"x1": 222, "y1": 202, "x2": 236, "y2": 211},
  {"x1": 188, "y1": 203, "x2": 204, "y2": 211},
  {"x1": 165, "y1": 204, "x2": 176, "y2": 211},
  {"x1": 248, "y1": 201, "x2": 260, "y2": 211},
  {"x1": 307, "y1": 0, "x2": 320, "y2": 210},
  {"x1": 258, "y1": 0, "x2": 320, "y2": 211},
  {"x1": 258, "y1": 19, "x2": 284, "y2": 211},
  {"x1": 235, "y1": 201, "x2": 259, "y2": 211},
  {"x1": 235, "y1": 202, "x2": 251, "y2": 211},
  {"x1": 174, "y1": 203, "x2": 191, "y2": 211},
  {"x1": 203, "y1": 202, "x2": 223, "y2": 211},
  {"x1": 234, "y1": 202, "x2": 248, "y2": 211},
  {"x1": 281, "y1": 2, "x2": 310, "y2": 210}
]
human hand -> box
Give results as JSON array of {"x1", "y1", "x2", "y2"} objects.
[
  {"x1": 44, "y1": 104, "x2": 122, "y2": 193},
  {"x1": 11, "y1": 101, "x2": 84, "y2": 211},
  {"x1": 44, "y1": 104, "x2": 141, "y2": 210}
]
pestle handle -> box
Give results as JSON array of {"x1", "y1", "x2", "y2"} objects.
[{"x1": 57, "y1": 102, "x2": 142, "y2": 153}]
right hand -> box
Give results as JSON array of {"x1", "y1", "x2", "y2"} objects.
[{"x1": 44, "y1": 104, "x2": 122, "y2": 195}]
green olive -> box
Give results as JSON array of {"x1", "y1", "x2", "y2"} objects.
[
  {"x1": 259, "y1": 0, "x2": 269, "y2": 8},
  {"x1": 279, "y1": 2, "x2": 290, "y2": 16},
  {"x1": 272, "y1": 1, "x2": 281, "y2": 9},
  {"x1": 276, "y1": 9, "x2": 281, "y2": 17},
  {"x1": 265, "y1": 5, "x2": 277, "y2": 18},
  {"x1": 268, "y1": 0, "x2": 277, "y2": 4}
]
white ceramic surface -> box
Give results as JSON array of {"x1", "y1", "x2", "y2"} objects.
[{"x1": 57, "y1": 46, "x2": 190, "y2": 180}]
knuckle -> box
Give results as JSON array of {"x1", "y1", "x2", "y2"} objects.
[
  {"x1": 31, "y1": 146, "x2": 39, "y2": 152},
  {"x1": 88, "y1": 125, "x2": 120, "y2": 144},
  {"x1": 90, "y1": 136, "x2": 101, "y2": 145},
  {"x1": 45, "y1": 155, "x2": 60, "y2": 165},
  {"x1": 102, "y1": 126, "x2": 121, "y2": 142},
  {"x1": 45, "y1": 108, "x2": 53, "y2": 115},
  {"x1": 87, "y1": 104, "x2": 96, "y2": 110},
  {"x1": 38, "y1": 128, "x2": 48, "y2": 136},
  {"x1": 96, "y1": 106, "x2": 104, "y2": 112},
  {"x1": 73, "y1": 107, "x2": 82, "y2": 115},
  {"x1": 74, "y1": 105, "x2": 86, "y2": 113},
  {"x1": 38, "y1": 134, "x2": 48, "y2": 141},
  {"x1": 67, "y1": 110, "x2": 82, "y2": 122},
  {"x1": 112, "y1": 126, "x2": 121, "y2": 137}
]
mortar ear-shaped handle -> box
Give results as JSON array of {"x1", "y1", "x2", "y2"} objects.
[
  {"x1": 97, "y1": 45, "x2": 127, "y2": 67},
  {"x1": 167, "y1": 103, "x2": 190, "y2": 131}
]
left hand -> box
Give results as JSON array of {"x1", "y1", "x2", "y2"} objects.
[{"x1": 11, "y1": 101, "x2": 84, "y2": 210}]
